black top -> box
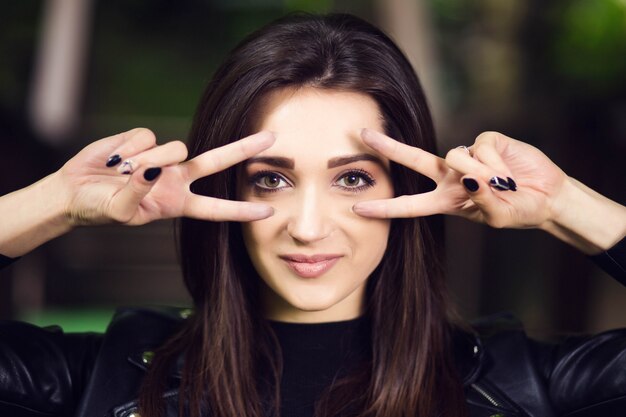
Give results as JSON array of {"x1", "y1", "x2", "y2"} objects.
[
  {"x1": 593, "y1": 237, "x2": 626, "y2": 284},
  {"x1": 0, "y1": 253, "x2": 17, "y2": 269},
  {"x1": 270, "y1": 316, "x2": 370, "y2": 417}
]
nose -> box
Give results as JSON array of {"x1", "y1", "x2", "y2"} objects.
[{"x1": 286, "y1": 186, "x2": 332, "y2": 244}]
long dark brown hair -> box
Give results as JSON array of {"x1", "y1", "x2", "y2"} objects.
[{"x1": 139, "y1": 13, "x2": 467, "y2": 417}]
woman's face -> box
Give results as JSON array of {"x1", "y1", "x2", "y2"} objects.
[{"x1": 240, "y1": 87, "x2": 394, "y2": 323}]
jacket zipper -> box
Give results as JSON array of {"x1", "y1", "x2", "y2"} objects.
[{"x1": 471, "y1": 383, "x2": 501, "y2": 408}]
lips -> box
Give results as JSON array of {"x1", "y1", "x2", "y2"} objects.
[{"x1": 279, "y1": 254, "x2": 343, "y2": 278}]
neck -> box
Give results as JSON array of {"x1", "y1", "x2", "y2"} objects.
[{"x1": 261, "y1": 284, "x2": 366, "y2": 323}]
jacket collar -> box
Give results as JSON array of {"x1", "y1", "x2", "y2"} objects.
[{"x1": 450, "y1": 326, "x2": 483, "y2": 386}]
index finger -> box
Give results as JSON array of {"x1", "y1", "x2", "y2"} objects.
[
  {"x1": 183, "y1": 131, "x2": 275, "y2": 181},
  {"x1": 352, "y1": 192, "x2": 444, "y2": 219},
  {"x1": 361, "y1": 129, "x2": 447, "y2": 181},
  {"x1": 184, "y1": 194, "x2": 274, "y2": 222}
]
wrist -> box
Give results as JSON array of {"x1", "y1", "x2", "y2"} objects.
[
  {"x1": 541, "y1": 177, "x2": 626, "y2": 254},
  {"x1": 42, "y1": 170, "x2": 76, "y2": 233},
  {"x1": 0, "y1": 171, "x2": 74, "y2": 258}
]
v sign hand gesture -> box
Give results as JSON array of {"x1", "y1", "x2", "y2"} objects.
[
  {"x1": 353, "y1": 129, "x2": 625, "y2": 254},
  {"x1": 352, "y1": 129, "x2": 566, "y2": 229},
  {"x1": 60, "y1": 128, "x2": 276, "y2": 226},
  {"x1": 0, "y1": 128, "x2": 276, "y2": 257}
]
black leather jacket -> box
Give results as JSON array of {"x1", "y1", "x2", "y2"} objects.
[{"x1": 1, "y1": 240, "x2": 625, "y2": 417}]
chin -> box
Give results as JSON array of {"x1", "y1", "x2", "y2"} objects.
[
  {"x1": 262, "y1": 274, "x2": 367, "y2": 321},
  {"x1": 287, "y1": 293, "x2": 341, "y2": 312}
]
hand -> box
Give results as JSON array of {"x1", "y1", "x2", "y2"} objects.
[
  {"x1": 56, "y1": 128, "x2": 276, "y2": 226},
  {"x1": 353, "y1": 129, "x2": 568, "y2": 230}
]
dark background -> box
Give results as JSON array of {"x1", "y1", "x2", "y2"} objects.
[{"x1": 1, "y1": 0, "x2": 625, "y2": 336}]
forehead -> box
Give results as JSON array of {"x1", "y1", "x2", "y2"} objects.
[{"x1": 251, "y1": 87, "x2": 386, "y2": 161}]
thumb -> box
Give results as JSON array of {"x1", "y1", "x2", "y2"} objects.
[{"x1": 110, "y1": 167, "x2": 162, "y2": 223}]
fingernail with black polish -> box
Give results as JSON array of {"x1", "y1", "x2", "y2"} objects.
[
  {"x1": 507, "y1": 177, "x2": 517, "y2": 191},
  {"x1": 489, "y1": 176, "x2": 511, "y2": 191},
  {"x1": 106, "y1": 154, "x2": 121, "y2": 167},
  {"x1": 462, "y1": 178, "x2": 479, "y2": 192},
  {"x1": 143, "y1": 167, "x2": 162, "y2": 181}
]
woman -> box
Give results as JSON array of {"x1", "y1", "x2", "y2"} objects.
[{"x1": 1, "y1": 13, "x2": 625, "y2": 417}]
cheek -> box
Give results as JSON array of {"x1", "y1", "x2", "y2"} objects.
[
  {"x1": 241, "y1": 222, "x2": 264, "y2": 254},
  {"x1": 341, "y1": 210, "x2": 391, "y2": 274},
  {"x1": 353, "y1": 218, "x2": 390, "y2": 260},
  {"x1": 241, "y1": 217, "x2": 282, "y2": 261}
]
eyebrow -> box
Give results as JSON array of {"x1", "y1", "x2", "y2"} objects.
[
  {"x1": 246, "y1": 156, "x2": 294, "y2": 169},
  {"x1": 246, "y1": 153, "x2": 387, "y2": 171},
  {"x1": 327, "y1": 154, "x2": 386, "y2": 169}
]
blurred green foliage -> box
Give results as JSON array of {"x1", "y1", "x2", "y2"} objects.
[
  {"x1": 85, "y1": 0, "x2": 334, "y2": 135},
  {"x1": 551, "y1": 0, "x2": 626, "y2": 94},
  {"x1": 20, "y1": 308, "x2": 115, "y2": 332},
  {"x1": 431, "y1": 0, "x2": 626, "y2": 104}
]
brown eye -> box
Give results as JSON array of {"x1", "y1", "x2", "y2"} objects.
[
  {"x1": 344, "y1": 174, "x2": 360, "y2": 186},
  {"x1": 263, "y1": 174, "x2": 281, "y2": 188},
  {"x1": 337, "y1": 173, "x2": 366, "y2": 188},
  {"x1": 252, "y1": 172, "x2": 288, "y2": 192},
  {"x1": 335, "y1": 170, "x2": 376, "y2": 192}
]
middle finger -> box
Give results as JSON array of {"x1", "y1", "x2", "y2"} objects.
[
  {"x1": 361, "y1": 129, "x2": 447, "y2": 182},
  {"x1": 184, "y1": 131, "x2": 275, "y2": 181}
]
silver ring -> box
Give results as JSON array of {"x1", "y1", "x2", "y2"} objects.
[
  {"x1": 456, "y1": 145, "x2": 471, "y2": 155},
  {"x1": 118, "y1": 159, "x2": 136, "y2": 175}
]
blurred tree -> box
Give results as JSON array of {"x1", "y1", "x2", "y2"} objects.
[
  {"x1": 551, "y1": 0, "x2": 626, "y2": 95},
  {"x1": 431, "y1": 0, "x2": 626, "y2": 336}
]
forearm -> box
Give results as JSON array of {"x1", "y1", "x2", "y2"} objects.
[
  {"x1": 0, "y1": 172, "x2": 73, "y2": 258},
  {"x1": 541, "y1": 177, "x2": 626, "y2": 255}
]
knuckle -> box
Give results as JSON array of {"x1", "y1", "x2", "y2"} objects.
[
  {"x1": 473, "y1": 144, "x2": 487, "y2": 159},
  {"x1": 410, "y1": 151, "x2": 422, "y2": 167},
  {"x1": 133, "y1": 127, "x2": 157, "y2": 145},
  {"x1": 129, "y1": 175, "x2": 149, "y2": 193},
  {"x1": 120, "y1": 128, "x2": 157, "y2": 156},
  {"x1": 444, "y1": 148, "x2": 458, "y2": 161},
  {"x1": 406, "y1": 198, "x2": 419, "y2": 215},
  {"x1": 237, "y1": 139, "x2": 248, "y2": 156},
  {"x1": 106, "y1": 200, "x2": 133, "y2": 224},
  {"x1": 204, "y1": 198, "x2": 219, "y2": 218},
  {"x1": 485, "y1": 215, "x2": 506, "y2": 229},
  {"x1": 208, "y1": 153, "x2": 221, "y2": 173},
  {"x1": 398, "y1": 195, "x2": 413, "y2": 214},
  {"x1": 386, "y1": 138, "x2": 400, "y2": 156},
  {"x1": 239, "y1": 137, "x2": 257, "y2": 159},
  {"x1": 172, "y1": 140, "x2": 189, "y2": 159},
  {"x1": 444, "y1": 148, "x2": 465, "y2": 167},
  {"x1": 475, "y1": 131, "x2": 500, "y2": 145}
]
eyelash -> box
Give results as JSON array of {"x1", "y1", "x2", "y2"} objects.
[
  {"x1": 248, "y1": 169, "x2": 376, "y2": 194},
  {"x1": 334, "y1": 168, "x2": 376, "y2": 192}
]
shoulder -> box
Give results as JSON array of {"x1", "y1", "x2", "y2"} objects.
[
  {"x1": 454, "y1": 313, "x2": 556, "y2": 415},
  {"x1": 0, "y1": 319, "x2": 103, "y2": 417},
  {"x1": 107, "y1": 305, "x2": 191, "y2": 330},
  {"x1": 100, "y1": 305, "x2": 191, "y2": 367},
  {"x1": 452, "y1": 312, "x2": 529, "y2": 387},
  {"x1": 103, "y1": 305, "x2": 191, "y2": 346},
  {"x1": 457, "y1": 312, "x2": 626, "y2": 416},
  {"x1": 74, "y1": 306, "x2": 190, "y2": 417}
]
